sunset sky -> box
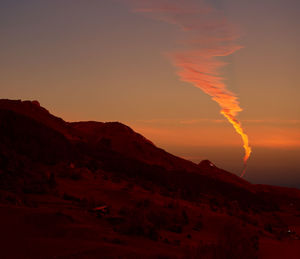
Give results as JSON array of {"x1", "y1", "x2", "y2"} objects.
[{"x1": 1, "y1": 0, "x2": 299, "y2": 187}]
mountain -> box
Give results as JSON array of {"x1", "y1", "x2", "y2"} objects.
[
  {"x1": 0, "y1": 99, "x2": 300, "y2": 259},
  {"x1": 0, "y1": 99, "x2": 297, "y2": 206},
  {"x1": 70, "y1": 120, "x2": 199, "y2": 172}
]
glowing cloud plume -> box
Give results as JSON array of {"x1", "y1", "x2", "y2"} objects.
[{"x1": 126, "y1": 0, "x2": 251, "y2": 176}]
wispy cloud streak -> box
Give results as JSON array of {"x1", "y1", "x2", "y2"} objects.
[{"x1": 125, "y1": 0, "x2": 251, "y2": 176}]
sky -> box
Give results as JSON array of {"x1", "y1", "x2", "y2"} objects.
[{"x1": 1, "y1": 0, "x2": 299, "y2": 187}]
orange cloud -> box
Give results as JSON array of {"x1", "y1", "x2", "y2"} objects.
[{"x1": 126, "y1": 0, "x2": 251, "y2": 175}]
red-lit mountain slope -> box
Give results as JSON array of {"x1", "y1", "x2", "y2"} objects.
[
  {"x1": 0, "y1": 99, "x2": 249, "y2": 189},
  {"x1": 1, "y1": 99, "x2": 300, "y2": 259}
]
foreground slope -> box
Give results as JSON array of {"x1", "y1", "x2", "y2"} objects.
[{"x1": 0, "y1": 99, "x2": 300, "y2": 259}]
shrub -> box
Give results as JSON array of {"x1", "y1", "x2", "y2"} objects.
[
  {"x1": 63, "y1": 193, "x2": 81, "y2": 203},
  {"x1": 214, "y1": 221, "x2": 259, "y2": 259},
  {"x1": 184, "y1": 219, "x2": 259, "y2": 259},
  {"x1": 115, "y1": 210, "x2": 159, "y2": 241},
  {"x1": 264, "y1": 223, "x2": 273, "y2": 233},
  {"x1": 193, "y1": 220, "x2": 203, "y2": 231}
]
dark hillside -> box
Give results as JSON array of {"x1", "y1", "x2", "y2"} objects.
[{"x1": 1, "y1": 99, "x2": 300, "y2": 259}]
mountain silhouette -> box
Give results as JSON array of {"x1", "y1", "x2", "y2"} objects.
[{"x1": 0, "y1": 99, "x2": 300, "y2": 258}]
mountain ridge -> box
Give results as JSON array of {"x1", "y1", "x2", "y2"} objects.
[
  {"x1": 1, "y1": 99, "x2": 300, "y2": 258},
  {"x1": 2, "y1": 98, "x2": 300, "y2": 205},
  {"x1": 0, "y1": 99, "x2": 251, "y2": 189}
]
